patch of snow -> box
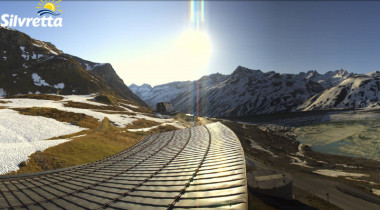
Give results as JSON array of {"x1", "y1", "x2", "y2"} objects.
[
  {"x1": 32, "y1": 73, "x2": 50, "y2": 87},
  {"x1": 85, "y1": 63, "x2": 106, "y2": 71},
  {"x1": 345, "y1": 177, "x2": 379, "y2": 186},
  {"x1": 0, "y1": 88, "x2": 6, "y2": 97},
  {"x1": 0, "y1": 140, "x2": 69, "y2": 174},
  {"x1": 21, "y1": 54, "x2": 29, "y2": 60},
  {"x1": 12, "y1": 74, "x2": 17, "y2": 77},
  {"x1": 119, "y1": 102, "x2": 139, "y2": 109},
  {"x1": 2, "y1": 95, "x2": 176, "y2": 128},
  {"x1": 296, "y1": 143, "x2": 306, "y2": 157},
  {"x1": 20, "y1": 46, "x2": 25, "y2": 52},
  {"x1": 54, "y1": 83, "x2": 65, "y2": 89},
  {"x1": 313, "y1": 169, "x2": 368, "y2": 178},
  {"x1": 62, "y1": 95, "x2": 107, "y2": 106},
  {"x1": 32, "y1": 43, "x2": 41, "y2": 48},
  {"x1": 0, "y1": 109, "x2": 84, "y2": 174},
  {"x1": 33, "y1": 42, "x2": 58, "y2": 55},
  {"x1": 84, "y1": 63, "x2": 91, "y2": 71},
  {"x1": 2, "y1": 56, "x2": 6, "y2": 60},
  {"x1": 31, "y1": 53, "x2": 37, "y2": 59},
  {"x1": 288, "y1": 155, "x2": 313, "y2": 168},
  {"x1": 2, "y1": 97, "x2": 137, "y2": 127},
  {"x1": 47, "y1": 49, "x2": 58, "y2": 55},
  {"x1": 35, "y1": 91, "x2": 41, "y2": 94},
  {"x1": 248, "y1": 138, "x2": 278, "y2": 157},
  {"x1": 317, "y1": 160, "x2": 328, "y2": 164},
  {"x1": 127, "y1": 125, "x2": 160, "y2": 132},
  {"x1": 372, "y1": 189, "x2": 380, "y2": 197},
  {"x1": 336, "y1": 164, "x2": 361, "y2": 169}
]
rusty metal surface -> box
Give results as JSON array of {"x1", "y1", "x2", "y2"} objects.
[{"x1": 0, "y1": 122, "x2": 247, "y2": 209}]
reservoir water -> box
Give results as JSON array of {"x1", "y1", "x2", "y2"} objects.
[{"x1": 295, "y1": 120, "x2": 380, "y2": 161}]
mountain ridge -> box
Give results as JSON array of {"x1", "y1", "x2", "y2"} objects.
[
  {"x1": 298, "y1": 73, "x2": 380, "y2": 111},
  {"x1": 0, "y1": 26, "x2": 149, "y2": 108},
  {"x1": 130, "y1": 66, "x2": 358, "y2": 117}
]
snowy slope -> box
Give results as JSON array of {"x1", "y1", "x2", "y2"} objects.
[
  {"x1": 298, "y1": 73, "x2": 380, "y2": 111},
  {"x1": 0, "y1": 109, "x2": 83, "y2": 174},
  {"x1": 0, "y1": 94, "x2": 181, "y2": 174},
  {"x1": 0, "y1": 95, "x2": 172, "y2": 127},
  {"x1": 130, "y1": 67, "x2": 352, "y2": 117},
  {"x1": 129, "y1": 84, "x2": 154, "y2": 100}
]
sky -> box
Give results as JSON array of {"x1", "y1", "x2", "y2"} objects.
[{"x1": 2, "y1": 1, "x2": 380, "y2": 86}]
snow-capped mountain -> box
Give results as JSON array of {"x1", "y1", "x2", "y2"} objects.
[
  {"x1": 130, "y1": 66, "x2": 353, "y2": 117},
  {"x1": 0, "y1": 26, "x2": 148, "y2": 107},
  {"x1": 298, "y1": 72, "x2": 380, "y2": 111},
  {"x1": 300, "y1": 69, "x2": 353, "y2": 88},
  {"x1": 129, "y1": 83, "x2": 154, "y2": 100}
]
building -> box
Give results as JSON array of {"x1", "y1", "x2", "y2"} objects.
[
  {"x1": 156, "y1": 102, "x2": 174, "y2": 114},
  {"x1": 247, "y1": 169, "x2": 293, "y2": 200}
]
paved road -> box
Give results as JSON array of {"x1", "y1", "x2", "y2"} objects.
[
  {"x1": 292, "y1": 171, "x2": 380, "y2": 210},
  {"x1": 0, "y1": 122, "x2": 247, "y2": 209}
]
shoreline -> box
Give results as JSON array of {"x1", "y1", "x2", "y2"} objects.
[{"x1": 220, "y1": 120, "x2": 380, "y2": 209}]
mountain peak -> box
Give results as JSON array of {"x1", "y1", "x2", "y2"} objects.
[
  {"x1": 232, "y1": 66, "x2": 263, "y2": 78},
  {"x1": 0, "y1": 25, "x2": 149, "y2": 107},
  {"x1": 141, "y1": 83, "x2": 153, "y2": 89}
]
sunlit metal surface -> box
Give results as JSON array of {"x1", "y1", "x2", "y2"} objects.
[{"x1": 0, "y1": 122, "x2": 247, "y2": 209}]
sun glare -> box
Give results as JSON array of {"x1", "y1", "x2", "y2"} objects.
[
  {"x1": 120, "y1": 0, "x2": 212, "y2": 86},
  {"x1": 121, "y1": 29, "x2": 212, "y2": 86},
  {"x1": 176, "y1": 29, "x2": 212, "y2": 60}
]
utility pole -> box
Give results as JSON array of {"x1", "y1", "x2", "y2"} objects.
[{"x1": 327, "y1": 192, "x2": 330, "y2": 210}]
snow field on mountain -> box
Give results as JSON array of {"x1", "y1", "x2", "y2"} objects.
[
  {"x1": 0, "y1": 95, "x2": 182, "y2": 174},
  {"x1": 299, "y1": 75, "x2": 380, "y2": 111},
  {"x1": 0, "y1": 109, "x2": 84, "y2": 174},
  {"x1": 0, "y1": 95, "x2": 173, "y2": 127}
]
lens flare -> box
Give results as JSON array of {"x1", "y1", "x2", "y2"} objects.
[{"x1": 190, "y1": 0, "x2": 205, "y2": 30}]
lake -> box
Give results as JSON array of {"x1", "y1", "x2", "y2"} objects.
[{"x1": 295, "y1": 120, "x2": 380, "y2": 161}]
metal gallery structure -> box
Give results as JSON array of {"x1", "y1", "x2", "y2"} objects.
[{"x1": 0, "y1": 122, "x2": 248, "y2": 209}]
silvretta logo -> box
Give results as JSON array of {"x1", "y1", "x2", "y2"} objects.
[
  {"x1": 36, "y1": 0, "x2": 62, "y2": 16},
  {"x1": 0, "y1": 0, "x2": 63, "y2": 27}
]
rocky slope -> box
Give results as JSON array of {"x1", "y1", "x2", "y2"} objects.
[
  {"x1": 0, "y1": 26, "x2": 148, "y2": 107},
  {"x1": 72, "y1": 56, "x2": 149, "y2": 107},
  {"x1": 130, "y1": 66, "x2": 353, "y2": 117},
  {"x1": 298, "y1": 72, "x2": 380, "y2": 111}
]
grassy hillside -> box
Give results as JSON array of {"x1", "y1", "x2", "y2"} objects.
[{"x1": 8, "y1": 117, "x2": 178, "y2": 175}]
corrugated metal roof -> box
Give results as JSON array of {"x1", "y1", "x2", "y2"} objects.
[{"x1": 0, "y1": 122, "x2": 247, "y2": 209}]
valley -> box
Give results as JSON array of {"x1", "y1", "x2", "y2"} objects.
[{"x1": 217, "y1": 114, "x2": 380, "y2": 210}]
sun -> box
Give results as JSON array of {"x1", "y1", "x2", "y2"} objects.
[
  {"x1": 36, "y1": 0, "x2": 62, "y2": 13},
  {"x1": 176, "y1": 29, "x2": 212, "y2": 59}
]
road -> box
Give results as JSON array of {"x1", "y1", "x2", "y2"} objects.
[
  {"x1": 0, "y1": 122, "x2": 247, "y2": 209},
  {"x1": 292, "y1": 170, "x2": 380, "y2": 210}
]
